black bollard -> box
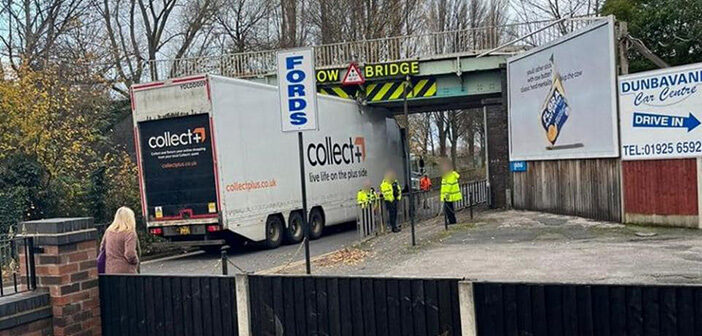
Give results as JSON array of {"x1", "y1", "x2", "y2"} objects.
[
  {"x1": 443, "y1": 201, "x2": 449, "y2": 230},
  {"x1": 469, "y1": 192, "x2": 473, "y2": 220},
  {"x1": 221, "y1": 248, "x2": 228, "y2": 275}
]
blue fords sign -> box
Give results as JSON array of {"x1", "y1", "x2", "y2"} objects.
[{"x1": 277, "y1": 47, "x2": 319, "y2": 132}]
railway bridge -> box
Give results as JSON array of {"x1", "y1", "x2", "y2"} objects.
[{"x1": 143, "y1": 16, "x2": 606, "y2": 207}]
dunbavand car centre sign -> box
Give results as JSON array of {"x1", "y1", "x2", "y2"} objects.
[
  {"x1": 316, "y1": 61, "x2": 420, "y2": 83},
  {"x1": 619, "y1": 62, "x2": 702, "y2": 160}
]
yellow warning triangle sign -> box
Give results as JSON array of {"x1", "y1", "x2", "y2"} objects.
[{"x1": 342, "y1": 63, "x2": 365, "y2": 86}]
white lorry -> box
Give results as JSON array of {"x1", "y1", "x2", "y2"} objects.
[{"x1": 130, "y1": 74, "x2": 405, "y2": 248}]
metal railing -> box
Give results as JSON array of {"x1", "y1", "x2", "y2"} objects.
[
  {"x1": 357, "y1": 180, "x2": 490, "y2": 240},
  {"x1": 0, "y1": 232, "x2": 37, "y2": 297},
  {"x1": 144, "y1": 17, "x2": 605, "y2": 81}
]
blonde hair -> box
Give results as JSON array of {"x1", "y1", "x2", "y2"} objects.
[{"x1": 107, "y1": 207, "x2": 136, "y2": 233}]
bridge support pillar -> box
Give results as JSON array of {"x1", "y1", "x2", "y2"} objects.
[
  {"x1": 20, "y1": 217, "x2": 102, "y2": 336},
  {"x1": 486, "y1": 64, "x2": 511, "y2": 208}
]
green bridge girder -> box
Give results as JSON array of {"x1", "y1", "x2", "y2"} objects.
[{"x1": 249, "y1": 54, "x2": 508, "y2": 113}]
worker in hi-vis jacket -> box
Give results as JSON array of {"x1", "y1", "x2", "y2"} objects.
[
  {"x1": 356, "y1": 180, "x2": 376, "y2": 208},
  {"x1": 440, "y1": 161, "x2": 462, "y2": 225},
  {"x1": 380, "y1": 170, "x2": 402, "y2": 232}
]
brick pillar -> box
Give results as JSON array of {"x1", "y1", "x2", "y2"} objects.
[
  {"x1": 20, "y1": 218, "x2": 101, "y2": 336},
  {"x1": 486, "y1": 64, "x2": 511, "y2": 208}
]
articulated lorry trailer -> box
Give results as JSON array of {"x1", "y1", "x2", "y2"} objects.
[{"x1": 130, "y1": 74, "x2": 404, "y2": 248}]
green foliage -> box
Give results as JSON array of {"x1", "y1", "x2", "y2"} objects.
[
  {"x1": 603, "y1": 0, "x2": 702, "y2": 72},
  {"x1": 88, "y1": 165, "x2": 109, "y2": 223},
  {"x1": 0, "y1": 187, "x2": 27, "y2": 233},
  {"x1": 0, "y1": 68, "x2": 142, "y2": 236},
  {"x1": 0, "y1": 153, "x2": 47, "y2": 221}
]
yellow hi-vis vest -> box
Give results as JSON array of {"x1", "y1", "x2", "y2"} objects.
[
  {"x1": 380, "y1": 179, "x2": 401, "y2": 202},
  {"x1": 368, "y1": 189, "x2": 378, "y2": 203},
  {"x1": 357, "y1": 189, "x2": 370, "y2": 207},
  {"x1": 441, "y1": 171, "x2": 462, "y2": 202}
]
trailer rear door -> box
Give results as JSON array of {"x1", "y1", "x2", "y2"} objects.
[
  {"x1": 131, "y1": 75, "x2": 219, "y2": 226},
  {"x1": 137, "y1": 113, "x2": 219, "y2": 223}
]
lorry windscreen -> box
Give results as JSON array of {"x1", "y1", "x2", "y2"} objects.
[{"x1": 138, "y1": 113, "x2": 218, "y2": 221}]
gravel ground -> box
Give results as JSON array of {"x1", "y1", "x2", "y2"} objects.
[{"x1": 280, "y1": 209, "x2": 702, "y2": 285}]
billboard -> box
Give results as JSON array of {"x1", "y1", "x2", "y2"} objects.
[
  {"x1": 619, "y1": 62, "x2": 702, "y2": 160},
  {"x1": 508, "y1": 18, "x2": 619, "y2": 161},
  {"x1": 277, "y1": 47, "x2": 319, "y2": 132}
]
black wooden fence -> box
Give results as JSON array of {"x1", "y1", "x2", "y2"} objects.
[
  {"x1": 99, "y1": 274, "x2": 238, "y2": 336},
  {"x1": 248, "y1": 275, "x2": 462, "y2": 336},
  {"x1": 98, "y1": 274, "x2": 702, "y2": 336},
  {"x1": 473, "y1": 282, "x2": 702, "y2": 336}
]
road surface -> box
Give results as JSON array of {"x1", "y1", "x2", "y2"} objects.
[
  {"x1": 141, "y1": 223, "x2": 357, "y2": 275},
  {"x1": 283, "y1": 210, "x2": 702, "y2": 285}
]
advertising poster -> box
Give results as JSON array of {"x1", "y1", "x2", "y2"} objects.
[
  {"x1": 138, "y1": 113, "x2": 218, "y2": 220},
  {"x1": 619, "y1": 62, "x2": 702, "y2": 160},
  {"x1": 508, "y1": 18, "x2": 619, "y2": 161}
]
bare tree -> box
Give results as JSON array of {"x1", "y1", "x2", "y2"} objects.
[
  {"x1": 443, "y1": 110, "x2": 471, "y2": 168},
  {"x1": 314, "y1": 0, "x2": 424, "y2": 43},
  {"x1": 431, "y1": 108, "x2": 486, "y2": 168},
  {"x1": 0, "y1": 0, "x2": 90, "y2": 70},
  {"x1": 511, "y1": 0, "x2": 601, "y2": 27},
  {"x1": 216, "y1": 0, "x2": 272, "y2": 52},
  {"x1": 95, "y1": 0, "x2": 218, "y2": 96},
  {"x1": 409, "y1": 113, "x2": 432, "y2": 155},
  {"x1": 433, "y1": 111, "x2": 448, "y2": 157},
  {"x1": 279, "y1": 0, "x2": 315, "y2": 47},
  {"x1": 170, "y1": 1, "x2": 219, "y2": 60}
]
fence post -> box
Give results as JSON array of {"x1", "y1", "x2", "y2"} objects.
[
  {"x1": 235, "y1": 273, "x2": 252, "y2": 336},
  {"x1": 379, "y1": 200, "x2": 387, "y2": 235},
  {"x1": 27, "y1": 237, "x2": 37, "y2": 290},
  {"x1": 356, "y1": 207, "x2": 363, "y2": 241},
  {"x1": 458, "y1": 281, "x2": 477, "y2": 336}
]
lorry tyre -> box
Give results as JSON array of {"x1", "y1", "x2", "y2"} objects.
[
  {"x1": 309, "y1": 208, "x2": 325, "y2": 240},
  {"x1": 285, "y1": 211, "x2": 304, "y2": 243},
  {"x1": 265, "y1": 215, "x2": 284, "y2": 249}
]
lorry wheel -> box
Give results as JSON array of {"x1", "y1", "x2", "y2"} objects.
[
  {"x1": 265, "y1": 215, "x2": 284, "y2": 249},
  {"x1": 309, "y1": 208, "x2": 325, "y2": 240},
  {"x1": 285, "y1": 211, "x2": 304, "y2": 243}
]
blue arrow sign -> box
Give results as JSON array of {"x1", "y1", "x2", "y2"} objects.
[{"x1": 632, "y1": 112, "x2": 700, "y2": 132}]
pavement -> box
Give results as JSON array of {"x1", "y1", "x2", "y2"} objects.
[
  {"x1": 140, "y1": 222, "x2": 358, "y2": 275},
  {"x1": 278, "y1": 209, "x2": 702, "y2": 285}
]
